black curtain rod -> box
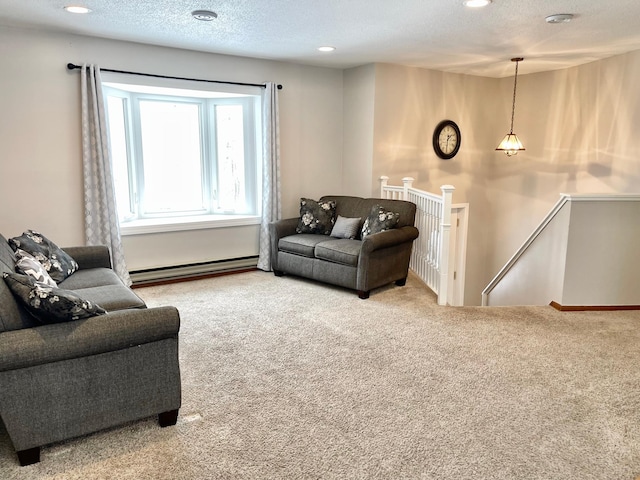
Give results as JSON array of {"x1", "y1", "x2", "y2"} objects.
[{"x1": 66, "y1": 63, "x2": 283, "y2": 90}]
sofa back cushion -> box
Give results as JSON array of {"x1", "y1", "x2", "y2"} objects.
[
  {"x1": 0, "y1": 234, "x2": 16, "y2": 273},
  {"x1": 319, "y1": 196, "x2": 416, "y2": 234},
  {"x1": 0, "y1": 234, "x2": 39, "y2": 332}
]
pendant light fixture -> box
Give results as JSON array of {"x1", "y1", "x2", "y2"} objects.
[{"x1": 496, "y1": 57, "x2": 525, "y2": 156}]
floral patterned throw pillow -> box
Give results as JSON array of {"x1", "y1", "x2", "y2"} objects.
[
  {"x1": 9, "y1": 230, "x2": 79, "y2": 283},
  {"x1": 361, "y1": 205, "x2": 400, "y2": 239},
  {"x1": 296, "y1": 198, "x2": 337, "y2": 235},
  {"x1": 3, "y1": 272, "x2": 106, "y2": 324},
  {"x1": 15, "y1": 249, "x2": 58, "y2": 287}
]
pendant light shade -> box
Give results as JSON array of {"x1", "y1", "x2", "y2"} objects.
[
  {"x1": 496, "y1": 57, "x2": 525, "y2": 156},
  {"x1": 496, "y1": 133, "x2": 525, "y2": 156}
]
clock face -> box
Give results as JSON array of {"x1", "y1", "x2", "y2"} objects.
[{"x1": 433, "y1": 120, "x2": 461, "y2": 159}]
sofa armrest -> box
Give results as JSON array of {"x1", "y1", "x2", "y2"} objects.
[
  {"x1": 0, "y1": 306, "x2": 180, "y2": 372},
  {"x1": 268, "y1": 218, "x2": 299, "y2": 271},
  {"x1": 269, "y1": 217, "x2": 299, "y2": 240},
  {"x1": 361, "y1": 226, "x2": 419, "y2": 254},
  {"x1": 63, "y1": 245, "x2": 112, "y2": 270}
]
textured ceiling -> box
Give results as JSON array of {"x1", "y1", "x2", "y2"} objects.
[{"x1": 2, "y1": 0, "x2": 640, "y2": 77}]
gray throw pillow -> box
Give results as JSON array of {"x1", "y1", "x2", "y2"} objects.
[
  {"x1": 296, "y1": 198, "x2": 337, "y2": 235},
  {"x1": 9, "y1": 230, "x2": 79, "y2": 283},
  {"x1": 15, "y1": 249, "x2": 58, "y2": 287},
  {"x1": 3, "y1": 272, "x2": 106, "y2": 324},
  {"x1": 361, "y1": 205, "x2": 400, "y2": 239},
  {"x1": 330, "y1": 215, "x2": 361, "y2": 240}
]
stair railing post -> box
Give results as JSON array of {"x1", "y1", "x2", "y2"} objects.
[
  {"x1": 402, "y1": 177, "x2": 414, "y2": 201},
  {"x1": 438, "y1": 185, "x2": 455, "y2": 306},
  {"x1": 379, "y1": 176, "x2": 389, "y2": 198}
]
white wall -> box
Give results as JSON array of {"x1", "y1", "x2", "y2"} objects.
[
  {"x1": 0, "y1": 26, "x2": 344, "y2": 271},
  {"x1": 484, "y1": 196, "x2": 640, "y2": 307},
  {"x1": 484, "y1": 201, "x2": 570, "y2": 306},
  {"x1": 562, "y1": 199, "x2": 640, "y2": 306}
]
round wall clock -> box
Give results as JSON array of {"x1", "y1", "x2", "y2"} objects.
[{"x1": 433, "y1": 120, "x2": 461, "y2": 160}]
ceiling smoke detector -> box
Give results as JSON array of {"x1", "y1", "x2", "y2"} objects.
[
  {"x1": 192, "y1": 10, "x2": 218, "y2": 21},
  {"x1": 545, "y1": 14, "x2": 574, "y2": 24}
]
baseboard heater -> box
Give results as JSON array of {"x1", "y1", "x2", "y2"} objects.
[{"x1": 130, "y1": 256, "x2": 258, "y2": 286}]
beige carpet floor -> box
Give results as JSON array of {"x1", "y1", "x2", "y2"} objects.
[{"x1": 1, "y1": 271, "x2": 639, "y2": 479}]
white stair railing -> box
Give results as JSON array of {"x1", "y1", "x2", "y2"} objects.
[
  {"x1": 380, "y1": 176, "x2": 455, "y2": 305},
  {"x1": 481, "y1": 195, "x2": 569, "y2": 306}
]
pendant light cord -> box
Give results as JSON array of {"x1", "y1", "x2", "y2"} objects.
[{"x1": 509, "y1": 59, "x2": 520, "y2": 134}]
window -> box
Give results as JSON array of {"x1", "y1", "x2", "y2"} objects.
[{"x1": 103, "y1": 78, "x2": 262, "y2": 234}]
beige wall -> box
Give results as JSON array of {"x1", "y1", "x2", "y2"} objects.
[
  {"x1": 0, "y1": 26, "x2": 344, "y2": 271},
  {"x1": 343, "y1": 65, "x2": 376, "y2": 198},
  {"x1": 487, "y1": 51, "x2": 640, "y2": 302},
  {"x1": 345, "y1": 51, "x2": 640, "y2": 304},
  {"x1": 368, "y1": 63, "x2": 499, "y2": 304}
]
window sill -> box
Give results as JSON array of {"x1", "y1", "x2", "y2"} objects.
[{"x1": 120, "y1": 214, "x2": 261, "y2": 236}]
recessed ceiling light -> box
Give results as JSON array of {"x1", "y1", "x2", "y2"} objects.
[
  {"x1": 318, "y1": 46, "x2": 336, "y2": 52},
  {"x1": 64, "y1": 6, "x2": 91, "y2": 14},
  {"x1": 545, "y1": 13, "x2": 574, "y2": 24},
  {"x1": 192, "y1": 10, "x2": 218, "y2": 21},
  {"x1": 463, "y1": 0, "x2": 492, "y2": 7}
]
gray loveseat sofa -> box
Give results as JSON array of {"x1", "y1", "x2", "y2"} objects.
[
  {"x1": 0, "y1": 233, "x2": 181, "y2": 466},
  {"x1": 269, "y1": 196, "x2": 419, "y2": 299}
]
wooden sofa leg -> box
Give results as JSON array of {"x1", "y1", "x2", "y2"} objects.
[
  {"x1": 395, "y1": 277, "x2": 407, "y2": 286},
  {"x1": 273, "y1": 269, "x2": 284, "y2": 277},
  {"x1": 158, "y1": 409, "x2": 179, "y2": 427},
  {"x1": 357, "y1": 290, "x2": 370, "y2": 299},
  {"x1": 17, "y1": 447, "x2": 40, "y2": 466}
]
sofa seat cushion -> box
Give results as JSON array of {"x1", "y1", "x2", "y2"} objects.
[
  {"x1": 314, "y1": 239, "x2": 362, "y2": 267},
  {"x1": 278, "y1": 234, "x2": 333, "y2": 258},
  {"x1": 60, "y1": 268, "x2": 146, "y2": 311},
  {"x1": 72, "y1": 285, "x2": 146, "y2": 311},
  {"x1": 58, "y1": 268, "x2": 124, "y2": 290}
]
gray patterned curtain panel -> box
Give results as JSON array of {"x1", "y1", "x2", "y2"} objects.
[{"x1": 80, "y1": 64, "x2": 131, "y2": 286}]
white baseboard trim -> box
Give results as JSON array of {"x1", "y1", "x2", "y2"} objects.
[{"x1": 549, "y1": 301, "x2": 640, "y2": 311}]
